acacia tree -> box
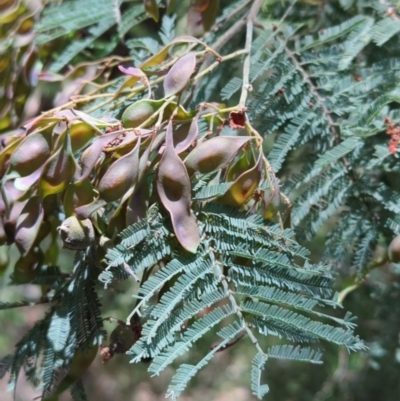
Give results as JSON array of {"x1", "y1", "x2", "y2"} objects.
[{"x1": 1, "y1": 0, "x2": 400, "y2": 400}]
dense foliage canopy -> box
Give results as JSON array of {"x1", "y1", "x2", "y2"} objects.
[{"x1": 1, "y1": 1, "x2": 400, "y2": 400}]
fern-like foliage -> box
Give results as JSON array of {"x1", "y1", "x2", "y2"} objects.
[
  {"x1": 214, "y1": 6, "x2": 400, "y2": 275},
  {"x1": 102, "y1": 202, "x2": 364, "y2": 400}
]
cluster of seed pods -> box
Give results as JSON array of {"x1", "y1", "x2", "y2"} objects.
[{"x1": 0, "y1": 40, "x2": 281, "y2": 284}]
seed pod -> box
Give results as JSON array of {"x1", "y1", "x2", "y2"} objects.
[
  {"x1": 187, "y1": 0, "x2": 220, "y2": 37},
  {"x1": 13, "y1": 248, "x2": 43, "y2": 284},
  {"x1": 227, "y1": 148, "x2": 252, "y2": 182},
  {"x1": 10, "y1": 132, "x2": 51, "y2": 176},
  {"x1": 0, "y1": 134, "x2": 24, "y2": 178},
  {"x1": 15, "y1": 196, "x2": 44, "y2": 255},
  {"x1": 78, "y1": 131, "x2": 122, "y2": 182},
  {"x1": 63, "y1": 179, "x2": 96, "y2": 217},
  {"x1": 174, "y1": 114, "x2": 199, "y2": 154},
  {"x1": 185, "y1": 136, "x2": 252, "y2": 175},
  {"x1": 144, "y1": 0, "x2": 159, "y2": 22},
  {"x1": 218, "y1": 154, "x2": 262, "y2": 207},
  {"x1": 0, "y1": 245, "x2": 9, "y2": 274},
  {"x1": 98, "y1": 137, "x2": 140, "y2": 202},
  {"x1": 40, "y1": 130, "x2": 76, "y2": 197},
  {"x1": 389, "y1": 235, "x2": 400, "y2": 263},
  {"x1": 157, "y1": 121, "x2": 200, "y2": 253},
  {"x1": 69, "y1": 121, "x2": 97, "y2": 152},
  {"x1": 50, "y1": 343, "x2": 98, "y2": 398},
  {"x1": 164, "y1": 52, "x2": 196, "y2": 97},
  {"x1": 57, "y1": 216, "x2": 95, "y2": 250},
  {"x1": 122, "y1": 99, "x2": 163, "y2": 128}
]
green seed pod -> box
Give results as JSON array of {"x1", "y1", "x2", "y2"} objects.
[
  {"x1": 13, "y1": 248, "x2": 43, "y2": 284},
  {"x1": 57, "y1": 216, "x2": 95, "y2": 250},
  {"x1": 144, "y1": 0, "x2": 159, "y2": 22},
  {"x1": 388, "y1": 235, "x2": 400, "y2": 263},
  {"x1": 98, "y1": 137, "x2": 140, "y2": 202},
  {"x1": 218, "y1": 154, "x2": 262, "y2": 207},
  {"x1": 109, "y1": 322, "x2": 137, "y2": 354},
  {"x1": 10, "y1": 132, "x2": 51, "y2": 176},
  {"x1": 63, "y1": 179, "x2": 96, "y2": 217},
  {"x1": 122, "y1": 99, "x2": 163, "y2": 128},
  {"x1": 157, "y1": 121, "x2": 200, "y2": 253},
  {"x1": 185, "y1": 136, "x2": 252, "y2": 175},
  {"x1": 40, "y1": 130, "x2": 76, "y2": 197},
  {"x1": 164, "y1": 52, "x2": 196, "y2": 97}
]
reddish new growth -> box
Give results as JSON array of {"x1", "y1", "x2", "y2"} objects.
[
  {"x1": 229, "y1": 110, "x2": 246, "y2": 129},
  {"x1": 385, "y1": 117, "x2": 400, "y2": 154}
]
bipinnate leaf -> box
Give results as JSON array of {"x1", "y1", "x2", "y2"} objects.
[
  {"x1": 174, "y1": 115, "x2": 199, "y2": 154},
  {"x1": 218, "y1": 154, "x2": 263, "y2": 207},
  {"x1": 40, "y1": 130, "x2": 76, "y2": 197},
  {"x1": 164, "y1": 53, "x2": 196, "y2": 97},
  {"x1": 185, "y1": 136, "x2": 252, "y2": 175},
  {"x1": 98, "y1": 138, "x2": 141, "y2": 202},
  {"x1": 144, "y1": 0, "x2": 159, "y2": 22},
  {"x1": 14, "y1": 196, "x2": 44, "y2": 255},
  {"x1": 10, "y1": 132, "x2": 51, "y2": 176},
  {"x1": 157, "y1": 121, "x2": 200, "y2": 253}
]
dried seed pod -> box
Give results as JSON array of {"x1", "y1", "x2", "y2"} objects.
[
  {"x1": 40, "y1": 130, "x2": 76, "y2": 197},
  {"x1": 78, "y1": 131, "x2": 122, "y2": 182},
  {"x1": 174, "y1": 114, "x2": 199, "y2": 154},
  {"x1": 157, "y1": 121, "x2": 200, "y2": 253},
  {"x1": 122, "y1": 99, "x2": 163, "y2": 128},
  {"x1": 63, "y1": 179, "x2": 96, "y2": 217},
  {"x1": 57, "y1": 216, "x2": 95, "y2": 250},
  {"x1": 218, "y1": 154, "x2": 263, "y2": 207},
  {"x1": 187, "y1": 0, "x2": 219, "y2": 37},
  {"x1": 185, "y1": 136, "x2": 252, "y2": 175},
  {"x1": 389, "y1": 235, "x2": 400, "y2": 263},
  {"x1": 14, "y1": 196, "x2": 44, "y2": 255},
  {"x1": 10, "y1": 132, "x2": 51, "y2": 176},
  {"x1": 164, "y1": 52, "x2": 196, "y2": 97},
  {"x1": 98, "y1": 137, "x2": 140, "y2": 202}
]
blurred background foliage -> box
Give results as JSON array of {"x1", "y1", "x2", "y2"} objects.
[{"x1": 1, "y1": 0, "x2": 400, "y2": 400}]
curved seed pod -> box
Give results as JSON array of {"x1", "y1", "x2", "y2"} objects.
[
  {"x1": 144, "y1": 0, "x2": 159, "y2": 22},
  {"x1": 164, "y1": 52, "x2": 196, "y2": 97},
  {"x1": 69, "y1": 121, "x2": 97, "y2": 152},
  {"x1": 98, "y1": 137, "x2": 141, "y2": 202},
  {"x1": 174, "y1": 114, "x2": 199, "y2": 154},
  {"x1": 0, "y1": 134, "x2": 23, "y2": 178},
  {"x1": 78, "y1": 131, "x2": 122, "y2": 182},
  {"x1": 63, "y1": 179, "x2": 96, "y2": 217},
  {"x1": 218, "y1": 154, "x2": 262, "y2": 207},
  {"x1": 389, "y1": 235, "x2": 400, "y2": 263},
  {"x1": 157, "y1": 122, "x2": 200, "y2": 253},
  {"x1": 185, "y1": 136, "x2": 252, "y2": 175},
  {"x1": 40, "y1": 130, "x2": 76, "y2": 197},
  {"x1": 49, "y1": 343, "x2": 98, "y2": 399},
  {"x1": 57, "y1": 216, "x2": 95, "y2": 250},
  {"x1": 14, "y1": 196, "x2": 44, "y2": 255},
  {"x1": 75, "y1": 198, "x2": 107, "y2": 220},
  {"x1": 122, "y1": 99, "x2": 164, "y2": 128},
  {"x1": 227, "y1": 148, "x2": 252, "y2": 182},
  {"x1": 10, "y1": 132, "x2": 51, "y2": 176},
  {"x1": 263, "y1": 184, "x2": 291, "y2": 225},
  {"x1": 14, "y1": 167, "x2": 44, "y2": 192},
  {"x1": 13, "y1": 248, "x2": 43, "y2": 284},
  {"x1": 126, "y1": 182, "x2": 148, "y2": 225}
]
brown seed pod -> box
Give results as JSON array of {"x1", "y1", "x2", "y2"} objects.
[
  {"x1": 13, "y1": 248, "x2": 43, "y2": 284},
  {"x1": 157, "y1": 121, "x2": 200, "y2": 253},
  {"x1": 185, "y1": 136, "x2": 252, "y2": 175},
  {"x1": 164, "y1": 52, "x2": 197, "y2": 97},
  {"x1": 98, "y1": 137, "x2": 140, "y2": 202}
]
